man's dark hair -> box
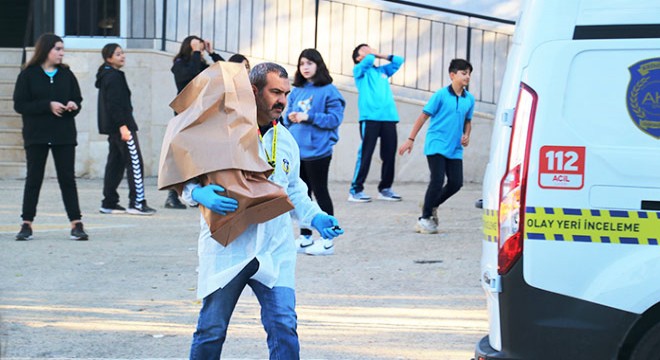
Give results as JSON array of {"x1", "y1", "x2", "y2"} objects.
[
  {"x1": 352, "y1": 43, "x2": 368, "y2": 64},
  {"x1": 448, "y1": 59, "x2": 473, "y2": 74},
  {"x1": 249, "y1": 62, "x2": 289, "y2": 92},
  {"x1": 293, "y1": 48, "x2": 333, "y2": 87}
]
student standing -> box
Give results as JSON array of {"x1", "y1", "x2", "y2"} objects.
[
  {"x1": 183, "y1": 62, "x2": 344, "y2": 358},
  {"x1": 13, "y1": 33, "x2": 88, "y2": 241},
  {"x1": 96, "y1": 43, "x2": 156, "y2": 216},
  {"x1": 348, "y1": 44, "x2": 404, "y2": 203},
  {"x1": 227, "y1": 53, "x2": 250, "y2": 71},
  {"x1": 399, "y1": 59, "x2": 474, "y2": 234},
  {"x1": 166, "y1": 35, "x2": 224, "y2": 209},
  {"x1": 283, "y1": 48, "x2": 345, "y2": 256}
]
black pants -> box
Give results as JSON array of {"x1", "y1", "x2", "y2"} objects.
[
  {"x1": 299, "y1": 155, "x2": 333, "y2": 236},
  {"x1": 21, "y1": 143, "x2": 82, "y2": 222},
  {"x1": 422, "y1": 154, "x2": 463, "y2": 218},
  {"x1": 350, "y1": 121, "x2": 397, "y2": 194},
  {"x1": 101, "y1": 132, "x2": 146, "y2": 209}
]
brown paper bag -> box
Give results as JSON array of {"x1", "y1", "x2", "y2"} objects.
[
  {"x1": 157, "y1": 62, "x2": 293, "y2": 246},
  {"x1": 199, "y1": 171, "x2": 294, "y2": 246}
]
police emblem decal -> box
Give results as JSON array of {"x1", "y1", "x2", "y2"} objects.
[
  {"x1": 282, "y1": 158, "x2": 290, "y2": 174},
  {"x1": 627, "y1": 58, "x2": 660, "y2": 139}
]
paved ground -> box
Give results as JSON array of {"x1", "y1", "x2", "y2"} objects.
[{"x1": 0, "y1": 177, "x2": 486, "y2": 359}]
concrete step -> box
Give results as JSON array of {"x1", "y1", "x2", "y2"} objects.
[
  {"x1": 0, "y1": 128, "x2": 22, "y2": 145},
  {"x1": 0, "y1": 111, "x2": 21, "y2": 128},
  {"x1": 0, "y1": 96, "x2": 14, "y2": 112},
  {"x1": 0, "y1": 161, "x2": 25, "y2": 179},
  {"x1": 0, "y1": 80, "x2": 15, "y2": 96},
  {"x1": 0, "y1": 48, "x2": 23, "y2": 65},
  {"x1": 0, "y1": 64, "x2": 20, "y2": 81},
  {"x1": 0, "y1": 144, "x2": 24, "y2": 163}
]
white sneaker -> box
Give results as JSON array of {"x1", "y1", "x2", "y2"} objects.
[
  {"x1": 348, "y1": 191, "x2": 371, "y2": 203},
  {"x1": 415, "y1": 217, "x2": 438, "y2": 234},
  {"x1": 378, "y1": 188, "x2": 402, "y2": 201},
  {"x1": 295, "y1": 235, "x2": 314, "y2": 253},
  {"x1": 305, "y1": 239, "x2": 334, "y2": 256}
]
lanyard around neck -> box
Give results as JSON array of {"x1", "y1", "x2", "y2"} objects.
[{"x1": 257, "y1": 120, "x2": 278, "y2": 168}]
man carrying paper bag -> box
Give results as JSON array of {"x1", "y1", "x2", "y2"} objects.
[
  {"x1": 160, "y1": 61, "x2": 344, "y2": 359},
  {"x1": 158, "y1": 61, "x2": 293, "y2": 246}
]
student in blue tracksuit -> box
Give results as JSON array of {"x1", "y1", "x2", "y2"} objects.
[
  {"x1": 348, "y1": 44, "x2": 404, "y2": 203},
  {"x1": 283, "y1": 48, "x2": 345, "y2": 256},
  {"x1": 399, "y1": 59, "x2": 474, "y2": 234}
]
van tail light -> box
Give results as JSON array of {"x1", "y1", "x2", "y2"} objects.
[{"x1": 498, "y1": 83, "x2": 538, "y2": 275}]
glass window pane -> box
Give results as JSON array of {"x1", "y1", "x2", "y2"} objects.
[{"x1": 65, "y1": 0, "x2": 120, "y2": 36}]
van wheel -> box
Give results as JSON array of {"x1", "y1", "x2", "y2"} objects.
[{"x1": 630, "y1": 322, "x2": 660, "y2": 360}]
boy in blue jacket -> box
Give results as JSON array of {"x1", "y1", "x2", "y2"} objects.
[{"x1": 348, "y1": 44, "x2": 404, "y2": 203}]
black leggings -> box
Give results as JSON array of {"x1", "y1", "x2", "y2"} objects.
[
  {"x1": 422, "y1": 154, "x2": 463, "y2": 219},
  {"x1": 21, "y1": 144, "x2": 82, "y2": 222},
  {"x1": 299, "y1": 155, "x2": 333, "y2": 236}
]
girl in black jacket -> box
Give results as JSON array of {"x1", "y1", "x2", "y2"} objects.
[
  {"x1": 96, "y1": 43, "x2": 156, "y2": 216},
  {"x1": 164, "y1": 35, "x2": 224, "y2": 209},
  {"x1": 12, "y1": 33, "x2": 88, "y2": 241}
]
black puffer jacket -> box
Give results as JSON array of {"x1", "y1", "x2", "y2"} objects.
[
  {"x1": 13, "y1": 65, "x2": 82, "y2": 146},
  {"x1": 95, "y1": 65, "x2": 138, "y2": 135}
]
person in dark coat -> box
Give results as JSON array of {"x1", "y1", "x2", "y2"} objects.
[
  {"x1": 96, "y1": 43, "x2": 156, "y2": 216},
  {"x1": 12, "y1": 33, "x2": 88, "y2": 241},
  {"x1": 165, "y1": 35, "x2": 225, "y2": 209}
]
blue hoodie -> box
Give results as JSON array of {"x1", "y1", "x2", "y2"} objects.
[
  {"x1": 283, "y1": 82, "x2": 346, "y2": 161},
  {"x1": 353, "y1": 54, "x2": 404, "y2": 122}
]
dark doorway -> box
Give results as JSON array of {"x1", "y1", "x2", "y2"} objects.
[{"x1": 0, "y1": 0, "x2": 30, "y2": 47}]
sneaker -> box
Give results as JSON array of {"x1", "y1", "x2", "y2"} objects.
[
  {"x1": 295, "y1": 235, "x2": 314, "y2": 253},
  {"x1": 99, "y1": 204, "x2": 127, "y2": 214},
  {"x1": 70, "y1": 222, "x2": 89, "y2": 241},
  {"x1": 378, "y1": 188, "x2": 402, "y2": 201},
  {"x1": 305, "y1": 238, "x2": 334, "y2": 256},
  {"x1": 127, "y1": 201, "x2": 157, "y2": 216},
  {"x1": 348, "y1": 191, "x2": 371, "y2": 203},
  {"x1": 15, "y1": 223, "x2": 33, "y2": 241},
  {"x1": 164, "y1": 192, "x2": 186, "y2": 209},
  {"x1": 415, "y1": 217, "x2": 438, "y2": 234}
]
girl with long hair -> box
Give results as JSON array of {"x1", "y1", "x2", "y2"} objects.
[
  {"x1": 283, "y1": 48, "x2": 345, "y2": 255},
  {"x1": 13, "y1": 33, "x2": 88, "y2": 240},
  {"x1": 165, "y1": 35, "x2": 224, "y2": 209}
]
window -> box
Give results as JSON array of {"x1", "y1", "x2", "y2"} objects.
[{"x1": 65, "y1": 0, "x2": 119, "y2": 36}]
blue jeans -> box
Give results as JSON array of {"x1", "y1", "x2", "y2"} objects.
[{"x1": 189, "y1": 258, "x2": 299, "y2": 360}]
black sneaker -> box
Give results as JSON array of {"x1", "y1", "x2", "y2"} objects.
[
  {"x1": 99, "y1": 204, "x2": 127, "y2": 214},
  {"x1": 16, "y1": 223, "x2": 33, "y2": 241},
  {"x1": 127, "y1": 201, "x2": 157, "y2": 216},
  {"x1": 70, "y1": 222, "x2": 89, "y2": 241},
  {"x1": 164, "y1": 191, "x2": 186, "y2": 209}
]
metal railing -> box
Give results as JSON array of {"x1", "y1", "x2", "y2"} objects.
[{"x1": 128, "y1": 0, "x2": 515, "y2": 104}]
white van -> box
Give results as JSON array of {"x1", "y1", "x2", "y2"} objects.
[{"x1": 475, "y1": 0, "x2": 660, "y2": 359}]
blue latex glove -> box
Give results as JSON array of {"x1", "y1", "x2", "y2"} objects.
[
  {"x1": 191, "y1": 184, "x2": 238, "y2": 215},
  {"x1": 311, "y1": 214, "x2": 344, "y2": 240}
]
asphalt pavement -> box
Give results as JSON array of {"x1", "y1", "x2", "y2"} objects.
[{"x1": 0, "y1": 177, "x2": 487, "y2": 360}]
